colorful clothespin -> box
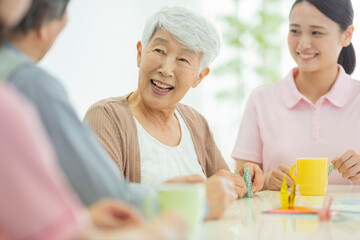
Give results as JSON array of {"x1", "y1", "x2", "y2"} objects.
[
  {"x1": 280, "y1": 173, "x2": 297, "y2": 209},
  {"x1": 234, "y1": 168, "x2": 253, "y2": 198},
  {"x1": 280, "y1": 174, "x2": 289, "y2": 209},
  {"x1": 288, "y1": 181, "x2": 296, "y2": 209},
  {"x1": 243, "y1": 168, "x2": 253, "y2": 198},
  {"x1": 328, "y1": 164, "x2": 334, "y2": 176},
  {"x1": 318, "y1": 196, "x2": 336, "y2": 221}
]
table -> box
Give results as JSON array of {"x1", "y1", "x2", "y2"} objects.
[{"x1": 202, "y1": 185, "x2": 360, "y2": 240}]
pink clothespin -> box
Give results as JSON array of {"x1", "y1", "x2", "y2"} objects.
[{"x1": 318, "y1": 196, "x2": 336, "y2": 221}]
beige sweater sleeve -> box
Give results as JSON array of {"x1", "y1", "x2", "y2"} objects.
[{"x1": 84, "y1": 102, "x2": 125, "y2": 173}]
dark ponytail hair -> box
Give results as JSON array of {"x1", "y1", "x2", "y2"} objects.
[{"x1": 291, "y1": 0, "x2": 356, "y2": 74}]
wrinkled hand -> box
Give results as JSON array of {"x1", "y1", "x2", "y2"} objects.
[
  {"x1": 165, "y1": 174, "x2": 206, "y2": 184},
  {"x1": 205, "y1": 176, "x2": 237, "y2": 220},
  {"x1": 332, "y1": 150, "x2": 360, "y2": 182},
  {"x1": 237, "y1": 162, "x2": 264, "y2": 194},
  {"x1": 265, "y1": 164, "x2": 293, "y2": 191},
  {"x1": 212, "y1": 169, "x2": 247, "y2": 198},
  {"x1": 89, "y1": 198, "x2": 143, "y2": 230}
]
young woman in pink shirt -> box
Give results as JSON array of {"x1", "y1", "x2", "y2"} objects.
[{"x1": 232, "y1": 0, "x2": 360, "y2": 190}]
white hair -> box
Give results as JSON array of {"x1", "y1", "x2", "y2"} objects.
[{"x1": 141, "y1": 6, "x2": 221, "y2": 71}]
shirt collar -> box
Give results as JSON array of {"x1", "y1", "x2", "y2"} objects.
[
  {"x1": 281, "y1": 68, "x2": 303, "y2": 109},
  {"x1": 325, "y1": 65, "x2": 353, "y2": 107},
  {"x1": 2, "y1": 40, "x2": 30, "y2": 61},
  {"x1": 281, "y1": 65, "x2": 353, "y2": 109}
]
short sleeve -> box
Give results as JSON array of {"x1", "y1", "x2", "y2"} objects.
[
  {"x1": 0, "y1": 84, "x2": 90, "y2": 240},
  {"x1": 231, "y1": 91, "x2": 263, "y2": 164}
]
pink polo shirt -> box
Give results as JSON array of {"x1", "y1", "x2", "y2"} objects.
[
  {"x1": 0, "y1": 83, "x2": 91, "y2": 240},
  {"x1": 232, "y1": 66, "x2": 360, "y2": 185}
]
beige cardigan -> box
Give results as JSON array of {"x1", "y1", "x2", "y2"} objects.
[{"x1": 84, "y1": 94, "x2": 229, "y2": 183}]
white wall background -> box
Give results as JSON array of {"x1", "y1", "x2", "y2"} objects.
[{"x1": 40, "y1": 0, "x2": 360, "y2": 169}]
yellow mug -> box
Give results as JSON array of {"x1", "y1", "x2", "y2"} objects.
[{"x1": 290, "y1": 158, "x2": 328, "y2": 196}]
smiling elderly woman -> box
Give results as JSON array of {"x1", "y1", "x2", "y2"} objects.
[{"x1": 84, "y1": 7, "x2": 263, "y2": 196}]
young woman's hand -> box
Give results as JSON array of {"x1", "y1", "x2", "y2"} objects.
[
  {"x1": 332, "y1": 150, "x2": 360, "y2": 182},
  {"x1": 264, "y1": 164, "x2": 293, "y2": 191},
  {"x1": 237, "y1": 162, "x2": 264, "y2": 194},
  {"x1": 212, "y1": 169, "x2": 247, "y2": 198}
]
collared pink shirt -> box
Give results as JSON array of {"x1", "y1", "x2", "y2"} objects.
[
  {"x1": 0, "y1": 83, "x2": 91, "y2": 239},
  {"x1": 232, "y1": 66, "x2": 360, "y2": 185}
]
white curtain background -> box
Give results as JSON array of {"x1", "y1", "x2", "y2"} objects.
[{"x1": 40, "y1": 0, "x2": 360, "y2": 169}]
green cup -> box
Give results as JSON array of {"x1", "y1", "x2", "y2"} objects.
[{"x1": 145, "y1": 183, "x2": 206, "y2": 235}]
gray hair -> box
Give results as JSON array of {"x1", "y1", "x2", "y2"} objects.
[{"x1": 141, "y1": 6, "x2": 221, "y2": 71}]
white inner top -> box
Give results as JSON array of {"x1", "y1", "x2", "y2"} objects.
[{"x1": 135, "y1": 110, "x2": 206, "y2": 187}]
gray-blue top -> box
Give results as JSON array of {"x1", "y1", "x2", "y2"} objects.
[{"x1": 0, "y1": 42, "x2": 154, "y2": 213}]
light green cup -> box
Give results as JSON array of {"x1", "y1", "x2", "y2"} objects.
[{"x1": 145, "y1": 183, "x2": 206, "y2": 235}]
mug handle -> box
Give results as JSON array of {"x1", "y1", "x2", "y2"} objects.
[
  {"x1": 290, "y1": 164, "x2": 297, "y2": 184},
  {"x1": 144, "y1": 192, "x2": 159, "y2": 219}
]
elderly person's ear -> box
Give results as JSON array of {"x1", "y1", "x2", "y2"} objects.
[
  {"x1": 192, "y1": 67, "x2": 209, "y2": 88},
  {"x1": 136, "y1": 41, "x2": 142, "y2": 67}
]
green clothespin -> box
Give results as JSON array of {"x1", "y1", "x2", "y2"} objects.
[
  {"x1": 234, "y1": 168, "x2": 253, "y2": 198},
  {"x1": 328, "y1": 164, "x2": 334, "y2": 176}
]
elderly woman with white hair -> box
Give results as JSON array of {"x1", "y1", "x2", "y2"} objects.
[{"x1": 85, "y1": 6, "x2": 264, "y2": 217}]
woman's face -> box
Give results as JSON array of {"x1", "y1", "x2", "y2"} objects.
[
  {"x1": 288, "y1": 2, "x2": 350, "y2": 73},
  {"x1": 136, "y1": 29, "x2": 208, "y2": 111},
  {"x1": 0, "y1": 0, "x2": 31, "y2": 28}
]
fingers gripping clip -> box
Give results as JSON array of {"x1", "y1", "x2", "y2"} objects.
[{"x1": 234, "y1": 168, "x2": 253, "y2": 198}]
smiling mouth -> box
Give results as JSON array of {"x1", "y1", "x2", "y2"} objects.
[
  {"x1": 298, "y1": 53, "x2": 319, "y2": 60},
  {"x1": 151, "y1": 80, "x2": 174, "y2": 93}
]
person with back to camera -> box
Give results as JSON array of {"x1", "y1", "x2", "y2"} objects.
[
  {"x1": 232, "y1": 0, "x2": 360, "y2": 190},
  {"x1": 0, "y1": 0, "x2": 187, "y2": 239}
]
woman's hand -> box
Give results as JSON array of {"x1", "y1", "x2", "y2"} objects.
[
  {"x1": 205, "y1": 175, "x2": 237, "y2": 220},
  {"x1": 332, "y1": 150, "x2": 360, "y2": 182},
  {"x1": 237, "y1": 162, "x2": 264, "y2": 194},
  {"x1": 88, "y1": 198, "x2": 143, "y2": 230},
  {"x1": 264, "y1": 164, "x2": 293, "y2": 191},
  {"x1": 212, "y1": 169, "x2": 247, "y2": 198}
]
